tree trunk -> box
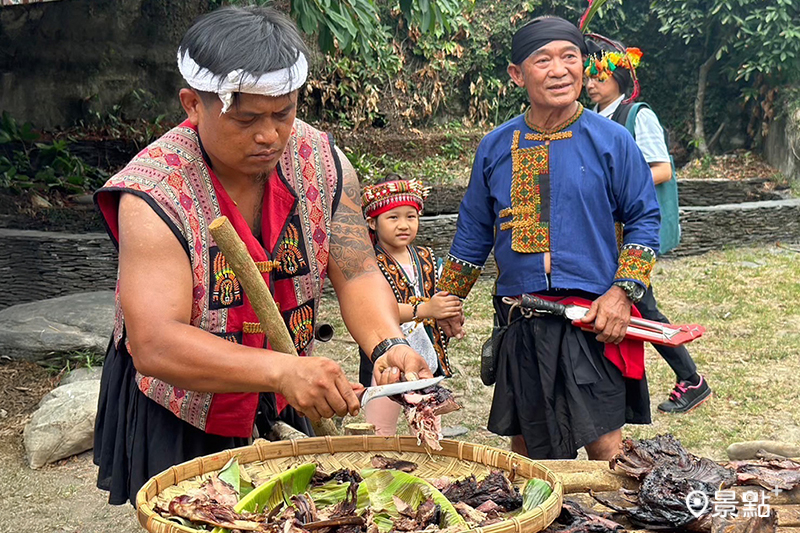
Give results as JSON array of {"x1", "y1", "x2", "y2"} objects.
[{"x1": 694, "y1": 51, "x2": 719, "y2": 157}]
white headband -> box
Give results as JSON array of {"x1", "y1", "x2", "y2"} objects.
[{"x1": 177, "y1": 49, "x2": 308, "y2": 113}]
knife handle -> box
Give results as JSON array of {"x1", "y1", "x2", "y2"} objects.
[{"x1": 520, "y1": 294, "x2": 567, "y2": 317}]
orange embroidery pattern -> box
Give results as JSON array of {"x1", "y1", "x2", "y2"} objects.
[
  {"x1": 288, "y1": 304, "x2": 314, "y2": 352},
  {"x1": 212, "y1": 252, "x2": 241, "y2": 307},
  {"x1": 438, "y1": 255, "x2": 482, "y2": 299},
  {"x1": 500, "y1": 131, "x2": 550, "y2": 253},
  {"x1": 615, "y1": 244, "x2": 656, "y2": 285}
]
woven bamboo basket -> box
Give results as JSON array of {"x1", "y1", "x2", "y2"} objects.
[{"x1": 136, "y1": 436, "x2": 564, "y2": 533}]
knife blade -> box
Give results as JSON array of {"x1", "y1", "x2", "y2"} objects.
[{"x1": 359, "y1": 376, "x2": 445, "y2": 408}]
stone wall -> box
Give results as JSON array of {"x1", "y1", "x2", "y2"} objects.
[
  {"x1": 0, "y1": 229, "x2": 116, "y2": 309},
  {"x1": 0, "y1": 0, "x2": 209, "y2": 128},
  {"x1": 423, "y1": 178, "x2": 789, "y2": 215},
  {"x1": 1, "y1": 188, "x2": 798, "y2": 309},
  {"x1": 676, "y1": 199, "x2": 800, "y2": 256},
  {"x1": 417, "y1": 198, "x2": 800, "y2": 261}
]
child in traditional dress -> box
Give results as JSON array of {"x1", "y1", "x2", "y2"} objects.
[{"x1": 359, "y1": 175, "x2": 462, "y2": 435}]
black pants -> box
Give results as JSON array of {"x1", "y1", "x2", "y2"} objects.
[{"x1": 636, "y1": 285, "x2": 697, "y2": 381}]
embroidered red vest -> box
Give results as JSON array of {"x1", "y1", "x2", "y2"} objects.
[{"x1": 95, "y1": 119, "x2": 341, "y2": 437}]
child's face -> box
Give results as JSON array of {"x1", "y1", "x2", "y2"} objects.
[{"x1": 368, "y1": 205, "x2": 420, "y2": 252}]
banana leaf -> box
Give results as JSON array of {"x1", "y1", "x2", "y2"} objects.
[
  {"x1": 210, "y1": 463, "x2": 317, "y2": 533},
  {"x1": 307, "y1": 478, "x2": 369, "y2": 509},
  {"x1": 522, "y1": 478, "x2": 553, "y2": 512},
  {"x1": 236, "y1": 463, "x2": 317, "y2": 513},
  {"x1": 360, "y1": 468, "x2": 467, "y2": 529},
  {"x1": 217, "y1": 458, "x2": 241, "y2": 496}
]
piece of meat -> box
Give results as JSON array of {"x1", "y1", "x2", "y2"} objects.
[
  {"x1": 415, "y1": 498, "x2": 442, "y2": 529},
  {"x1": 428, "y1": 476, "x2": 453, "y2": 492},
  {"x1": 371, "y1": 454, "x2": 418, "y2": 473},
  {"x1": 610, "y1": 434, "x2": 693, "y2": 480},
  {"x1": 726, "y1": 458, "x2": 800, "y2": 491},
  {"x1": 291, "y1": 493, "x2": 318, "y2": 524},
  {"x1": 711, "y1": 509, "x2": 777, "y2": 533},
  {"x1": 201, "y1": 474, "x2": 240, "y2": 507},
  {"x1": 311, "y1": 468, "x2": 362, "y2": 486},
  {"x1": 391, "y1": 384, "x2": 460, "y2": 450},
  {"x1": 167, "y1": 494, "x2": 263, "y2": 531},
  {"x1": 598, "y1": 435, "x2": 737, "y2": 531},
  {"x1": 454, "y1": 501, "x2": 487, "y2": 524},
  {"x1": 442, "y1": 471, "x2": 522, "y2": 512},
  {"x1": 543, "y1": 500, "x2": 623, "y2": 533},
  {"x1": 475, "y1": 500, "x2": 503, "y2": 516}
]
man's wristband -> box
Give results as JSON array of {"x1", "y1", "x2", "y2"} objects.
[{"x1": 370, "y1": 337, "x2": 410, "y2": 362}]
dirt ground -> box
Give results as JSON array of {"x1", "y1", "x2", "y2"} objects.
[{"x1": 0, "y1": 362, "x2": 140, "y2": 533}]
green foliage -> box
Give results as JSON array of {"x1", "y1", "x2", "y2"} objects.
[
  {"x1": 0, "y1": 111, "x2": 39, "y2": 145},
  {"x1": 0, "y1": 113, "x2": 108, "y2": 194},
  {"x1": 79, "y1": 89, "x2": 169, "y2": 150},
  {"x1": 654, "y1": 0, "x2": 800, "y2": 84}
]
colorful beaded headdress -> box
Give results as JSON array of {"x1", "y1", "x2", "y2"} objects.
[
  {"x1": 361, "y1": 179, "x2": 430, "y2": 218},
  {"x1": 578, "y1": 0, "x2": 641, "y2": 103},
  {"x1": 583, "y1": 47, "x2": 642, "y2": 81}
]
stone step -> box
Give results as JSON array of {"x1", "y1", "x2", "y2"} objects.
[
  {"x1": 1, "y1": 198, "x2": 798, "y2": 309},
  {"x1": 417, "y1": 198, "x2": 800, "y2": 261},
  {"x1": 423, "y1": 178, "x2": 790, "y2": 215}
]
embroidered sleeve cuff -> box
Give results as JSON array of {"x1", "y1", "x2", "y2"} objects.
[
  {"x1": 614, "y1": 243, "x2": 656, "y2": 288},
  {"x1": 437, "y1": 254, "x2": 483, "y2": 299}
]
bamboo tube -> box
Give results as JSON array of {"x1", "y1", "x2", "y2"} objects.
[
  {"x1": 344, "y1": 423, "x2": 376, "y2": 436},
  {"x1": 539, "y1": 460, "x2": 637, "y2": 492},
  {"x1": 269, "y1": 421, "x2": 310, "y2": 441},
  {"x1": 776, "y1": 507, "x2": 800, "y2": 527},
  {"x1": 208, "y1": 216, "x2": 339, "y2": 437}
]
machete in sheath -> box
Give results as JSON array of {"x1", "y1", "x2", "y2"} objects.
[{"x1": 512, "y1": 294, "x2": 705, "y2": 347}]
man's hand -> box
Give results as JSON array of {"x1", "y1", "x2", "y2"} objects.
[
  {"x1": 438, "y1": 312, "x2": 466, "y2": 339},
  {"x1": 276, "y1": 356, "x2": 362, "y2": 422},
  {"x1": 421, "y1": 291, "x2": 462, "y2": 320},
  {"x1": 580, "y1": 285, "x2": 631, "y2": 344},
  {"x1": 373, "y1": 345, "x2": 434, "y2": 385}
]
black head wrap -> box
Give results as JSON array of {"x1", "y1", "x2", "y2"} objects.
[{"x1": 511, "y1": 16, "x2": 588, "y2": 65}]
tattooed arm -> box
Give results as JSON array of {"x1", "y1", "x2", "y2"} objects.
[{"x1": 327, "y1": 147, "x2": 434, "y2": 384}]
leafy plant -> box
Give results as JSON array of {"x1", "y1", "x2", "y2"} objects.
[
  {"x1": 0, "y1": 111, "x2": 39, "y2": 147},
  {"x1": 522, "y1": 478, "x2": 553, "y2": 511},
  {"x1": 653, "y1": 0, "x2": 800, "y2": 155},
  {"x1": 0, "y1": 115, "x2": 108, "y2": 195}
]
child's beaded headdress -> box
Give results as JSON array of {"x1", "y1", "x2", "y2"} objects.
[{"x1": 361, "y1": 179, "x2": 430, "y2": 218}]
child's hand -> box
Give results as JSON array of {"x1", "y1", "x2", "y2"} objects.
[{"x1": 421, "y1": 291, "x2": 462, "y2": 320}]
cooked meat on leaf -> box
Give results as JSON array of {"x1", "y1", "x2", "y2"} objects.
[
  {"x1": 371, "y1": 454, "x2": 418, "y2": 473},
  {"x1": 442, "y1": 471, "x2": 522, "y2": 512}
]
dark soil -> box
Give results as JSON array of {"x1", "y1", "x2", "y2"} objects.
[
  {"x1": 0, "y1": 361, "x2": 55, "y2": 440},
  {"x1": 0, "y1": 360, "x2": 139, "y2": 532}
]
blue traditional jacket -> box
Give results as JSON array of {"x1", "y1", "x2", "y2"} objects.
[{"x1": 438, "y1": 105, "x2": 660, "y2": 299}]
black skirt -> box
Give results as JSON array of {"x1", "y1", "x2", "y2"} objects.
[
  {"x1": 93, "y1": 338, "x2": 313, "y2": 506},
  {"x1": 487, "y1": 295, "x2": 651, "y2": 459}
]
